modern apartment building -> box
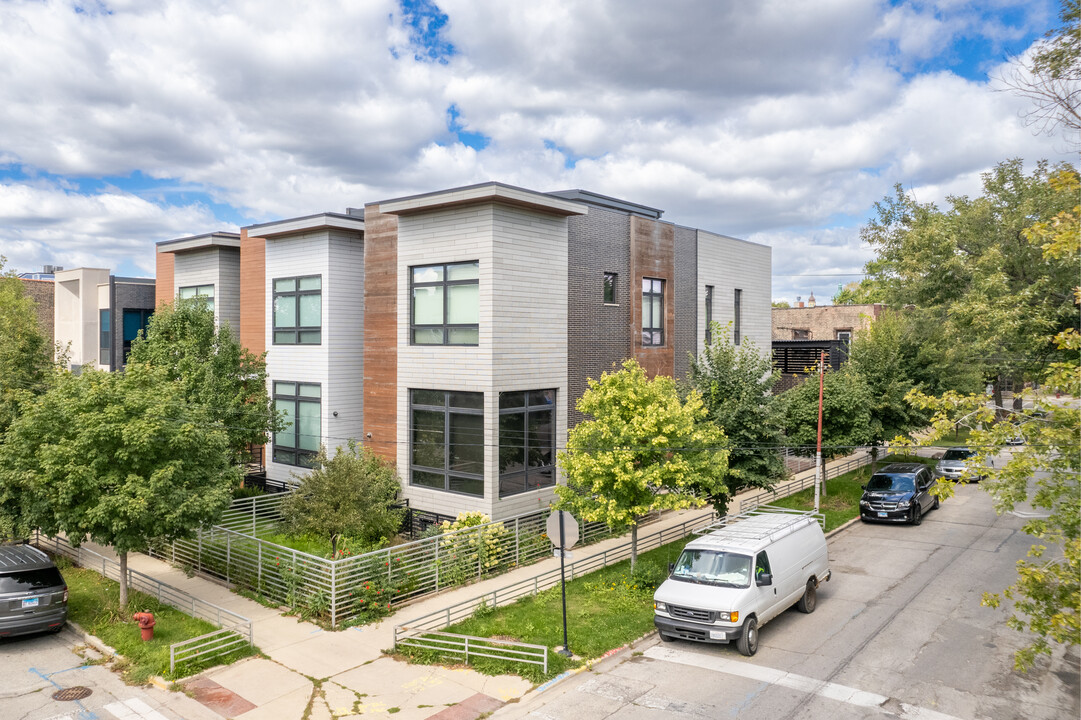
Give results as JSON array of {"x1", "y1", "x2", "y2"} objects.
[
  {"x1": 53, "y1": 268, "x2": 155, "y2": 372},
  {"x1": 157, "y1": 182, "x2": 771, "y2": 521}
]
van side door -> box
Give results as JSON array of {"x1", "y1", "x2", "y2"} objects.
[{"x1": 754, "y1": 551, "x2": 782, "y2": 623}]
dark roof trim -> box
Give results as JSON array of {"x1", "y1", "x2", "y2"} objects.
[{"x1": 546, "y1": 189, "x2": 663, "y2": 219}]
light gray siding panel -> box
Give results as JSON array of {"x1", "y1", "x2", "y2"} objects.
[{"x1": 696, "y1": 231, "x2": 772, "y2": 361}]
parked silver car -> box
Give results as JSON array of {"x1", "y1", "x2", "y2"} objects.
[
  {"x1": 935, "y1": 447, "x2": 983, "y2": 483},
  {"x1": 0, "y1": 544, "x2": 68, "y2": 638}
]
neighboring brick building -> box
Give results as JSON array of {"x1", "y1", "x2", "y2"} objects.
[
  {"x1": 19, "y1": 278, "x2": 55, "y2": 348},
  {"x1": 772, "y1": 303, "x2": 882, "y2": 342},
  {"x1": 158, "y1": 182, "x2": 773, "y2": 520}
]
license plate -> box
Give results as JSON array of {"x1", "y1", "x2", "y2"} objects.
[
  {"x1": 709, "y1": 630, "x2": 726, "y2": 640},
  {"x1": 22, "y1": 597, "x2": 39, "y2": 609},
  {"x1": 877, "y1": 512, "x2": 887, "y2": 517}
]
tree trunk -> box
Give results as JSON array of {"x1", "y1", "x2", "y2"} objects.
[
  {"x1": 630, "y1": 522, "x2": 638, "y2": 571},
  {"x1": 869, "y1": 445, "x2": 879, "y2": 476},
  {"x1": 1012, "y1": 374, "x2": 1024, "y2": 412},
  {"x1": 119, "y1": 551, "x2": 129, "y2": 609},
  {"x1": 994, "y1": 375, "x2": 1006, "y2": 420},
  {"x1": 331, "y1": 534, "x2": 338, "y2": 559}
]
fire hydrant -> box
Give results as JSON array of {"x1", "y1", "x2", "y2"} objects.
[{"x1": 133, "y1": 612, "x2": 156, "y2": 641}]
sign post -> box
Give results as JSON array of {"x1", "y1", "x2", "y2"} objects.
[{"x1": 546, "y1": 510, "x2": 579, "y2": 657}]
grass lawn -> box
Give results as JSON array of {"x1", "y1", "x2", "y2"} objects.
[
  {"x1": 394, "y1": 538, "x2": 690, "y2": 683},
  {"x1": 769, "y1": 453, "x2": 937, "y2": 531},
  {"x1": 927, "y1": 426, "x2": 973, "y2": 448},
  {"x1": 63, "y1": 563, "x2": 258, "y2": 683}
]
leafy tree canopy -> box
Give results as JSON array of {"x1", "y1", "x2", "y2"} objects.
[
  {"x1": 555, "y1": 359, "x2": 727, "y2": 567},
  {"x1": 127, "y1": 297, "x2": 276, "y2": 465},
  {"x1": 830, "y1": 279, "x2": 884, "y2": 306},
  {"x1": 279, "y1": 440, "x2": 404, "y2": 558},
  {"x1": 685, "y1": 323, "x2": 783, "y2": 514},
  {"x1": 781, "y1": 365, "x2": 873, "y2": 459},
  {"x1": 0, "y1": 257, "x2": 54, "y2": 435},
  {"x1": 0, "y1": 365, "x2": 237, "y2": 605}
]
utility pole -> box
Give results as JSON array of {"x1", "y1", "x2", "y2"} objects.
[{"x1": 814, "y1": 351, "x2": 826, "y2": 512}]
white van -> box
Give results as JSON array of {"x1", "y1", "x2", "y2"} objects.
[{"x1": 653, "y1": 508, "x2": 830, "y2": 656}]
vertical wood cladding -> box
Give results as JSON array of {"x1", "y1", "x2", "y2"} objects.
[
  {"x1": 566, "y1": 208, "x2": 631, "y2": 426},
  {"x1": 155, "y1": 252, "x2": 174, "y2": 309},
  {"x1": 239, "y1": 229, "x2": 265, "y2": 356},
  {"x1": 630, "y1": 215, "x2": 675, "y2": 379},
  {"x1": 362, "y1": 206, "x2": 399, "y2": 464}
]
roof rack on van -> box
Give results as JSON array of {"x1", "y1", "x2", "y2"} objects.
[{"x1": 693, "y1": 505, "x2": 825, "y2": 541}]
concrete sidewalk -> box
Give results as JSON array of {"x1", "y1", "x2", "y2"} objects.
[{"x1": 78, "y1": 448, "x2": 888, "y2": 720}]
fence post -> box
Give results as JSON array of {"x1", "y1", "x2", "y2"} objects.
[
  {"x1": 258, "y1": 543, "x2": 263, "y2": 592},
  {"x1": 226, "y1": 534, "x2": 232, "y2": 585},
  {"x1": 331, "y1": 559, "x2": 337, "y2": 629},
  {"x1": 198, "y1": 531, "x2": 203, "y2": 574},
  {"x1": 515, "y1": 518, "x2": 520, "y2": 567},
  {"x1": 435, "y1": 540, "x2": 440, "y2": 591},
  {"x1": 253, "y1": 498, "x2": 257, "y2": 536},
  {"x1": 465, "y1": 636, "x2": 470, "y2": 665},
  {"x1": 388, "y1": 548, "x2": 393, "y2": 584}
]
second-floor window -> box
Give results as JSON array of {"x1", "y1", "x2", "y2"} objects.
[
  {"x1": 603, "y1": 272, "x2": 617, "y2": 304},
  {"x1": 705, "y1": 285, "x2": 714, "y2": 345},
  {"x1": 274, "y1": 275, "x2": 322, "y2": 345},
  {"x1": 411, "y1": 261, "x2": 479, "y2": 346},
  {"x1": 642, "y1": 277, "x2": 665, "y2": 346},
  {"x1": 122, "y1": 308, "x2": 153, "y2": 365},
  {"x1": 99, "y1": 309, "x2": 111, "y2": 366},
  {"x1": 179, "y1": 284, "x2": 215, "y2": 313},
  {"x1": 734, "y1": 288, "x2": 743, "y2": 345}
]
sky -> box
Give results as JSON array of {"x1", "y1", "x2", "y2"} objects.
[{"x1": 0, "y1": 0, "x2": 1075, "y2": 304}]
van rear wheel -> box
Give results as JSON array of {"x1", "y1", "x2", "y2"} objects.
[
  {"x1": 797, "y1": 579, "x2": 817, "y2": 613},
  {"x1": 736, "y1": 617, "x2": 758, "y2": 656}
]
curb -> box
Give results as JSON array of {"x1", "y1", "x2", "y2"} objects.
[
  {"x1": 825, "y1": 516, "x2": 862, "y2": 539},
  {"x1": 67, "y1": 619, "x2": 174, "y2": 691}
]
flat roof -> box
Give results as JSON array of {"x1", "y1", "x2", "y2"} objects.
[
  {"x1": 157, "y1": 232, "x2": 241, "y2": 253},
  {"x1": 245, "y1": 213, "x2": 365, "y2": 239},
  {"x1": 375, "y1": 182, "x2": 587, "y2": 218}
]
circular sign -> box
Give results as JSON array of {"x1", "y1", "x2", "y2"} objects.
[{"x1": 546, "y1": 510, "x2": 579, "y2": 549}]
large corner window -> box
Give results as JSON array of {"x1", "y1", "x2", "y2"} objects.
[
  {"x1": 179, "y1": 284, "x2": 215, "y2": 313},
  {"x1": 411, "y1": 261, "x2": 479, "y2": 346},
  {"x1": 734, "y1": 288, "x2": 742, "y2": 345},
  {"x1": 410, "y1": 389, "x2": 484, "y2": 497},
  {"x1": 705, "y1": 285, "x2": 714, "y2": 345},
  {"x1": 498, "y1": 390, "x2": 556, "y2": 497},
  {"x1": 274, "y1": 275, "x2": 322, "y2": 345},
  {"x1": 273, "y1": 381, "x2": 321, "y2": 468},
  {"x1": 122, "y1": 309, "x2": 153, "y2": 365},
  {"x1": 99, "y1": 309, "x2": 111, "y2": 366},
  {"x1": 642, "y1": 277, "x2": 665, "y2": 346}
]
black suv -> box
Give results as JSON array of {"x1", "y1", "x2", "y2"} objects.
[
  {"x1": 0, "y1": 544, "x2": 68, "y2": 638},
  {"x1": 859, "y1": 463, "x2": 939, "y2": 525}
]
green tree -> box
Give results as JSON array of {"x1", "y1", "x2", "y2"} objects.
[
  {"x1": 830, "y1": 279, "x2": 883, "y2": 305},
  {"x1": 0, "y1": 257, "x2": 54, "y2": 436},
  {"x1": 0, "y1": 365, "x2": 237, "y2": 606},
  {"x1": 685, "y1": 323, "x2": 783, "y2": 515},
  {"x1": 771, "y1": 300, "x2": 790, "y2": 308},
  {"x1": 127, "y1": 297, "x2": 275, "y2": 466},
  {"x1": 844, "y1": 309, "x2": 927, "y2": 473},
  {"x1": 781, "y1": 365, "x2": 873, "y2": 459},
  {"x1": 555, "y1": 359, "x2": 728, "y2": 569},
  {"x1": 279, "y1": 440, "x2": 404, "y2": 558}
]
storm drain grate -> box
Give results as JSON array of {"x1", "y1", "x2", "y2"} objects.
[{"x1": 52, "y1": 686, "x2": 92, "y2": 701}]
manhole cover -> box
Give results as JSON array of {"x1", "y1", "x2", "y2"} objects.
[{"x1": 52, "y1": 686, "x2": 92, "y2": 701}]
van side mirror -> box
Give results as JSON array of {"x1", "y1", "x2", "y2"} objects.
[
  {"x1": 860, "y1": 485, "x2": 865, "y2": 491},
  {"x1": 756, "y1": 572, "x2": 772, "y2": 587},
  {"x1": 668, "y1": 562, "x2": 675, "y2": 574}
]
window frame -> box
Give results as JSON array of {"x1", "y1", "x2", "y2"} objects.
[
  {"x1": 498, "y1": 390, "x2": 556, "y2": 498},
  {"x1": 99, "y1": 309, "x2": 111, "y2": 367},
  {"x1": 836, "y1": 329, "x2": 852, "y2": 343},
  {"x1": 272, "y1": 381, "x2": 321, "y2": 468},
  {"x1": 642, "y1": 277, "x2": 665, "y2": 347},
  {"x1": 410, "y1": 389, "x2": 485, "y2": 497},
  {"x1": 705, "y1": 285, "x2": 714, "y2": 345},
  {"x1": 273, "y1": 275, "x2": 322, "y2": 345},
  {"x1": 121, "y1": 308, "x2": 153, "y2": 365},
  {"x1": 603, "y1": 272, "x2": 618, "y2": 305},
  {"x1": 734, "y1": 288, "x2": 742, "y2": 346},
  {"x1": 178, "y1": 284, "x2": 215, "y2": 313},
  {"x1": 409, "y1": 261, "x2": 480, "y2": 346}
]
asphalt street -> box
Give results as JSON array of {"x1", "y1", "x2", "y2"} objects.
[{"x1": 494, "y1": 480, "x2": 1080, "y2": 720}]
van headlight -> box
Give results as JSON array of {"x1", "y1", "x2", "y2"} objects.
[
  {"x1": 718, "y1": 611, "x2": 738, "y2": 623},
  {"x1": 654, "y1": 601, "x2": 666, "y2": 612}
]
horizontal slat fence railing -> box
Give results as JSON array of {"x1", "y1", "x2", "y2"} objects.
[
  {"x1": 393, "y1": 628, "x2": 548, "y2": 674},
  {"x1": 739, "y1": 448, "x2": 875, "y2": 513},
  {"x1": 31, "y1": 532, "x2": 253, "y2": 676}
]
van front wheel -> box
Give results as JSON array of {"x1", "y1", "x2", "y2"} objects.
[
  {"x1": 797, "y1": 579, "x2": 817, "y2": 613},
  {"x1": 737, "y1": 617, "x2": 758, "y2": 656}
]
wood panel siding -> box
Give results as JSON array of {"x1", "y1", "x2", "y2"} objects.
[
  {"x1": 362, "y1": 206, "x2": 398, "y2": 464},
  {"x1": 155, "y1": 251, "x2": 174, "y2": 309},
  {"x1": 630, "y1": 215, "x2": 675, "y2": 379},
  {"x1": 239, "y1": 229, "x2": 266, "y2": 356}
]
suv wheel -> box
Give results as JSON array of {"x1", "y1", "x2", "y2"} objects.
[{"x1": 911, "y1": 505, "x2": 922, "y2": 526}]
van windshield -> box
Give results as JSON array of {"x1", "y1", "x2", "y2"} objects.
[
  {"x1": 866, "y1": 474, "x2": 915, "y2": 493},
  {"x1": 671, "y1": 550, "x2": 751, "y2": 588}
]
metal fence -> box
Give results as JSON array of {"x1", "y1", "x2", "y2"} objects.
[
  {"x1": 146, "y1": 494, "x2": 665, "y2": 628},
  {"x1": 739, "y1": 449, "x2": 875, "y2": 513},
  {"x1": 393, "y1": 628, "x2": 548, "y2": 674},
  {"x1": 32, "y1": 533, "x2": 253, "y2": 676}
]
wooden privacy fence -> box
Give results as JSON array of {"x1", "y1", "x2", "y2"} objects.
[
  {"x1": 146, "y1": 495, "x2": 665, "y2": 628},
  {"x1": 31, "y1": 532, "x2": 253, "y2": 676}
]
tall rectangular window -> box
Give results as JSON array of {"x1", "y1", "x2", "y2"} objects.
[
  {"x1": 99, "y1": 309, "x2": 111, "y2": 366},
  {"x1": 498, "y1": 390, "x2": 556, "y2": 497},
  {"x1": 179, "y1": 284, "x2": 215, "y2": 313},
  {"x1": 410, "y1": 389, "x2": 484, "y2": 496},
  {"x1": 603, "y1": 272, "x2": 617, "y2": 304},
  {"x1": 705, "y1": 285, "x2": 714, "y2": 345},
  {"x1": 273, "y1": 275, "x2": 322, "y2": 344},
  {"x1": 734, "y1": 288, "x2": 742, "y2": 346},
  {"x1": 411, "y1": 261, "x2": 479, "y2": 346},
  {"x1": 122, "y1": 308, "x2": 153, "y2": 365},
  {"x1": 273, "y1": 381, "x2": 321, "y2": 468},
  {"x1": 642, "y1": 277, "x2": 665, "y2": 346}
]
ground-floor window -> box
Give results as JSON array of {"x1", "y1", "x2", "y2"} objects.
[
  {"x1": 410, "y1": 389, "x2": 484, "y2": 497},
  {"x1": 273, "y1": 381, "x2": 321, "y2": 468},
  {"x1": 498, "y1": 390, "x2": 556, "y2": 497}
]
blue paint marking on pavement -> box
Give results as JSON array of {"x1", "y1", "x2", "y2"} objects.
[
  {"x1": 534, "y1": 670, "x2": 573, "y2": 693},
  {"x1": 30, "y1": 666, "x2": 100, "y2": 719}
]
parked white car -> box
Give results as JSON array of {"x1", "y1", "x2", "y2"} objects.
[{"x1": 653, "y1": 508, "x2": 831, "y2": 656}]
